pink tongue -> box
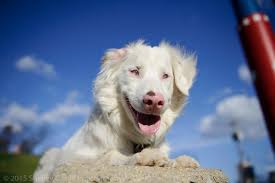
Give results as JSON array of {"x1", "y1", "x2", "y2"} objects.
[
  {"x1": 137, "y1": 113, "x2": 161, "y2": 135},
  {"x1": 138, "y1": 122, "x2": 160, "y2": 135}
]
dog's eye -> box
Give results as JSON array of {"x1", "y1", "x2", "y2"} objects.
[
  {"x1": 162, "y1": 73, "x2": 169, "y2": 79},
  {"x1": 129, "y1": 69, "x2": 139, "y2": 76}
]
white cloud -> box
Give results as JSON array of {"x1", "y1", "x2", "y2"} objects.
[
  {"x1": 15, "y1": 55, "x2": 57, "y2": 79},
  {"x1": 0, "y1": 104, "x2": 38, "y2": 132},
  {"x1": 238, "y1": 64, "x2": 252, "y2": 84},
  {"x1": 199, "y1": 94, "x2": 266, "y2": 139},
  {"x1": 41, "y1": 91, "x2": 90, "y2": 123},
  {"x1": 0, "y1": 91, "x2": 90, "y2": 132},
  {"x1": 207, "y1": 87, "x2": 233, "y2": 104}
]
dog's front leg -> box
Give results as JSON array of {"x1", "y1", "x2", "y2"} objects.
[
  {"x1": 100, "y1": 149, "x2": 199, "y2": 169},
  {"x1": 99, "y1": 148, "x2": 170, "y2": 167},
  {"x1": 128, "y1": 148, "x2": 172, "y2": 167},
  {"x1": 98, "y1": 150, "x2": 131, "y2": 166},
  {"x1": 129, "y1": 149, "x2": 200, "y2": 168}
]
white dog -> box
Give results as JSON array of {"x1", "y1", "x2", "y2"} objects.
[{"x1": 33, "y1": 40, "x2": 199, "y2": 183}]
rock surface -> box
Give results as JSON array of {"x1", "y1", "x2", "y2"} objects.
[{"x1": 49, "y1": 161, "x2": 228, "y2": 183}]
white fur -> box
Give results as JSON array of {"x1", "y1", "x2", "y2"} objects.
[{"x1": 33, "y1": 41, "x2": 198, "y2": 183}]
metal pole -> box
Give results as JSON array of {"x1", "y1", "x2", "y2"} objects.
[{"x1": 231, "y1": 0, "x2": 275, "y2": 152}]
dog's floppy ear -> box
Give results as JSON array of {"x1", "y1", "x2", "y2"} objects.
[
  {"x1": 161, "y1": 43, "x2": 197, "y2": 96},
  {"x1": 101, "y1": 48, "x2": 127, "y2": 63},
  {"x1": 172, "y1": 53, "x2": 197, "y2": 96}
]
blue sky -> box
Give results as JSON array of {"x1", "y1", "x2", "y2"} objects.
[{"x1": 0, "y1": 0, "x2": 274, "y2": 182}]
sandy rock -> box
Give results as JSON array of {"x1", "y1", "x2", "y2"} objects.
[{"x1": 49, "y1": 161, "x2": 228, "y2": 183}]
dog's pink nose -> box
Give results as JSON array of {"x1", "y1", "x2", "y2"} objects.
[{"x1": 143, "y1": 91, "x2": 164, "y2": 113}]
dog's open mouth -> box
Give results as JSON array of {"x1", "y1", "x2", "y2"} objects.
[{"x1": 125, "y1": 96, "x2": 161, "y2": 135}]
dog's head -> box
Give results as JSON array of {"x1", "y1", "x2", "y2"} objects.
[{"x1": 94, "y1": 41, "x2": 196, "y2": 142}]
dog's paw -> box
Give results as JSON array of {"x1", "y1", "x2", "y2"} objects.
[
  {"x1": 173, "y1": 155, "x2": 200, "y2": 168},
  {"x1": 131, "y1": 148, "x2": 170, "y2": 167}
]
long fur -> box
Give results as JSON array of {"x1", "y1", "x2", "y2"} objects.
[{"x1": 33, "y1": 41, "x2": 197, "y2": 183}]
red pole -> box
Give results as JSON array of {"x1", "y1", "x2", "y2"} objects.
[{"x1": 232, "y1": 0, "x2": 275, "y2": 151}]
